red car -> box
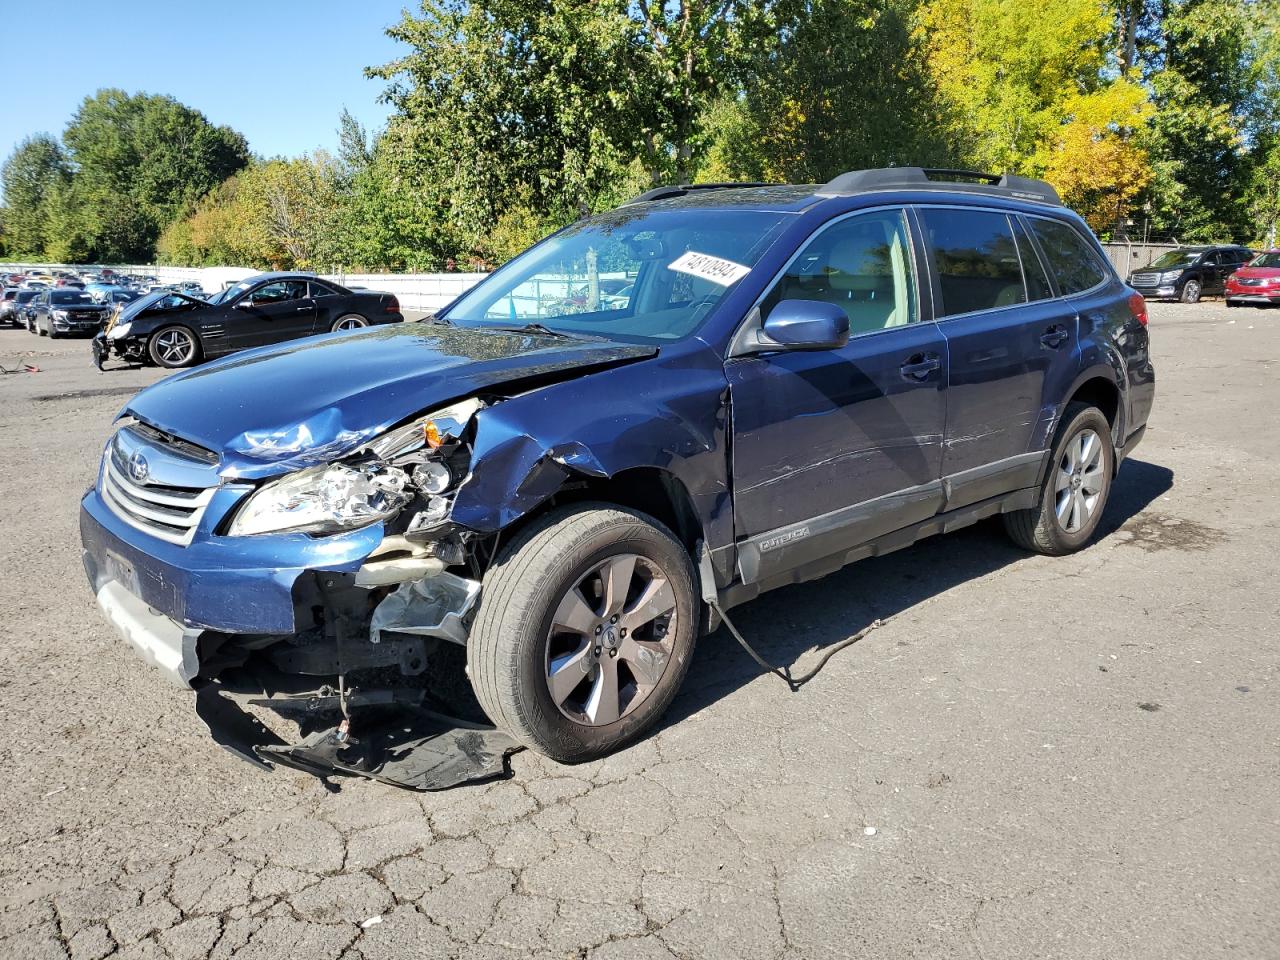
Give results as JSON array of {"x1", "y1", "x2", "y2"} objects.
[{"x1": 1226, "y1": 250, "x2": 1280, "y2": 307}]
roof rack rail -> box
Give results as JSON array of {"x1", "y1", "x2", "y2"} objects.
[
  {"x1": 817, "y1": 167, "x2": 1061, "y2": 205},
  {"x1": 626, "y1": 182, "x2": 774, "y2": 205}
]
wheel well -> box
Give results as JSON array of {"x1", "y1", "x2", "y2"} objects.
[
  {"x1": 1068, "y1": 377, "x2": 1119, "y2": 428},
  {"x1": 503, "y1": 467, "x2": 705, "y2": 558}
]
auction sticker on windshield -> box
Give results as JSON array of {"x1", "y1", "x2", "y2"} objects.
[{"x1": 668, "y1": 251, "x2": 752, "y2": 286}]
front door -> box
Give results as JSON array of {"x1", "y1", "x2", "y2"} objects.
[
  {"x1": 222, "y1": 279, "x2": 316, "y2": 351},
  {"x1": 727, "y1": 207, "x2": 948, "y2": 584}
]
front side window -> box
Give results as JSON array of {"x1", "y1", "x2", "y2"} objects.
[
  {"x1": 920, "y1": 208, "x2": 1026, "y2": 317},
  {"x1": 250, "y1": 280, "x2": 308, "y2": 304},
  {"x1": 1029, "y1": 218, "x2": 1108, "y2": 294},
  {"x1": 761, "y1": 208, "x2": 917, "y2": 335},
  {"x1": 444, "y1": 205, "x2": 792, "y2": 342}
]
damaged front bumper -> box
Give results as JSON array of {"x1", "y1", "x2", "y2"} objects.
[
  {"x1": 92, "y1": 332, "x2": 146, "y2": 369},
  {"x1": 80, "y1": 487, "x2": 517, "y2": 789}
]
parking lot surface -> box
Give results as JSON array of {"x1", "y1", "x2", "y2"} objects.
[{"x1": 1, "y1": 302, "x2": 1277, "y2": 960}]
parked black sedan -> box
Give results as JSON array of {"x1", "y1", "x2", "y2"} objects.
[
  {"x1": 1127, "y1": 245, "x2": 1254, "y2": 302},
  {"x1": 30, "y1": 289, "x2": 112, "y2": 338},
  {"x1": 93, "y1": 272, "x2": 403, "y2": 369}
]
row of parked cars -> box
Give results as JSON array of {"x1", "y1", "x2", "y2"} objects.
[
  {"x1": 1, "y1": 269, "x2": 403, "y2": 367},
  {"x1": 1125, "y1": 244, "x2": 1280, "y2": 306},
  {"x1": 0, "y1": 268, "x2": 214, "y2": 337}
]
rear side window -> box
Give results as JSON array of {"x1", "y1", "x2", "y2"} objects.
[
  {"x1": 1027, "y1": 218, "x2": 1108, "y2": 295},
  {"x1": 919, "y1": 208, "x2": 1026, "y2": 317},
  {"x1": 310, "y1": 281, "x2": 337, "y2": 298},
  {"x1": 1013, "y1": 219, "x2": 1053, "y2": 301}
]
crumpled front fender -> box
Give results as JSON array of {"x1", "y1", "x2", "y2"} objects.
[{"x1": 449, "y1": 341, "x2": 734, "y2": 552}]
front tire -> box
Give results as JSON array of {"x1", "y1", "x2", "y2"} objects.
[
  {"x1": 148, "y1": 326, "x2": 201, "y2": 368},
  {"x1": 468, "y1": 504, "x2": 698, "y2": 763},
  {"x1": 1180, "y1": 279, "x2": 1202, "y2": 303},
  {"x1": 1003, "y1": 402, "x2": 1115, "y2": 556}
]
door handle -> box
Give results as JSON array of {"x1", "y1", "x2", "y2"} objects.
[
  {"x1": 900, "y1": 353, "x2": 941, "y2": 381},
  {"x1": 1040, "y1": 325, "x2": 1069, "y2": 349},
  {"x1": 295, "y1": 306, "x2": 311, "y2": 312}
]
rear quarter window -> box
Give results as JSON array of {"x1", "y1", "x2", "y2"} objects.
[{"x1": 1026, "y1": 217, "x2": 1109, "y2": 295}]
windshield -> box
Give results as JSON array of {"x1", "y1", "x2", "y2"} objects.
[
  {"x1": 208, "y1": 280, "x2": 253, "y2": 305},
  {"x1": 1247, "y1": 252, "x2": 1280, "y2": 269},
  {"x1": 51, "y1": 291, "x2": 94, "y2": 305},
  {"x1": 1147, "y1": 250, "x2": 1201, "y2": 269},
  {"x1": 443, "y1": 205, "x2": 793, "y2": 342}
]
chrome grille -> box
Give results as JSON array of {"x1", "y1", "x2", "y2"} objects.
[
  {"x1": 1131, "y1": 272, "x2": 1160, "y2": 285},
  {"x1": 100, "y1": 445, "x2": 217, "y2": 546},
  {"x1": 1236, "y1": 277, "x2": 1263, "y2": 287}
]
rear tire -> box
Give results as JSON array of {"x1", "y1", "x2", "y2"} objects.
[
  {"x1": 331, "y1": 314, "x2": 369, "y2": 332},
  {"x1": 1003, "y1": 402, "x2": 1115, "y2": 556},
  {"x1": 468, "y1": 504, "x2": 698, "y2": 763}
]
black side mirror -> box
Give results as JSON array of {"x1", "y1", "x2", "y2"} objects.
[{"x1": 741, "y1": 299, "x2": 850, "y2": 354}]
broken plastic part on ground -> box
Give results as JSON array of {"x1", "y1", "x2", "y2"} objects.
[{"x1": 193, "y1": 665, "x2": 521, "y2": 791}]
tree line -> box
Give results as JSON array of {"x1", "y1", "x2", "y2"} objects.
[{"x1": 3, "y1": 0, "x2": 1277, "y2": 271}]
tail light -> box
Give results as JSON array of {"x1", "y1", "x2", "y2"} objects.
[
  {"x1": 1127, "y1": 291, "x2": 1148, "y2": 326},
  {"x1": 384, "y1": 296, "x2": 400, "y2": 314}
]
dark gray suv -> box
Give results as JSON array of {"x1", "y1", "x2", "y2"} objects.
[{"x1": 1128, "y1": 245, "x2": 1254, "y2": 303}]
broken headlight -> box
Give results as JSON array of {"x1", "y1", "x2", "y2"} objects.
[
  {"x1": 365, "y1": 398, "x2": 483, "y2": 461},
  {"x1": 227, "y1": 463, "x2": 412, "y2": 537}
]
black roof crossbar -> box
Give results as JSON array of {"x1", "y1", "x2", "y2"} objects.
[
  {"x1": 817, "y1": 167, "x2": 1061, "y2": 205},
  {"x1": 626, "y1": 182, "x2": 774, "y2": 204}
]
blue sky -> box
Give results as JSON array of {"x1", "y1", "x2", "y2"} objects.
[{"x1": 3, "y1": 0, "x2": 411, "y2": 174}]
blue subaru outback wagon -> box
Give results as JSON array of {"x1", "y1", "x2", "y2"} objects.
[{"x1": 80, "y1": 168, "x2": 1154, "y2": 780}]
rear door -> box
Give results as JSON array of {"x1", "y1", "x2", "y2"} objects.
[
  {"x1": 223, "y1": 280, "x2": 316, "y2": 350},
  {"x1": 727, "y1": 206, "x2": 949, "y2": 583},
  {"x1": 917, "y1": 205, "x2": 1080, "y2": 510}
]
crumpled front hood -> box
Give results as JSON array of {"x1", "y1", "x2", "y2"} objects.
[{"x1": 124, "y1": 323, "x2": 657, "y2": 479}]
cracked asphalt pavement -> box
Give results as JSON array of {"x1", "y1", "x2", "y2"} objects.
[{"x1": 1, "y1": 302, "x2": 1277, "y2": 959}]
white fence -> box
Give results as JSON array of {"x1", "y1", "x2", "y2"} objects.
[
  {"x1": 0, "y1": 262, "x2": 489, "y2": 313},
  {"x1": 1099, "y1": 242, "x2": 1184, "y2": 277}
]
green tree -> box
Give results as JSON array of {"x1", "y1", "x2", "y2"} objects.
[
  {"x1": 62, "y1": 89, "x2": 249, "y2": 260},
  {"x1": 0, "y1": 134, "x2": 68, "y2": 258},
  {"x1": 917, "y1": 0, "x2": 1153, "y2": 234},
  {"x1": 365, "y1": 0, "x2": 777, "y2": 267},
  {"x1": 700, "y1": 0, "x2": 954, "y2": 183},
  {"x1": 1138, "y1": 0, "x2": 1274, "y2": 241}
]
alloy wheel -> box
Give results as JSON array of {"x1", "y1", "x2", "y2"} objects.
[
  {"x1": 1055, "y1": 428, "x2": 1105, "y2": 534},
  {"x1": 545, "y1": 553, "x2": 678, "y2": 726},
  {"x1": 155, "y1": 329, "x2": 196, "y2": 365},
  {"x1": 334, "y1": 315, "x2": 368, "y2": 331}
]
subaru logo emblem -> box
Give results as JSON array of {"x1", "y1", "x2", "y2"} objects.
[{"x1": 128, "y1": 452, "x2": 150, "y2": 483}]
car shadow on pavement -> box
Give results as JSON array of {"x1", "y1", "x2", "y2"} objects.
[{"x1": 661, "y1": 458, "x2": 1175, "y2": 727}]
